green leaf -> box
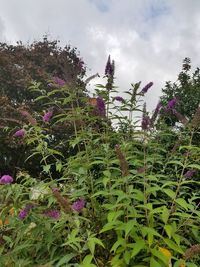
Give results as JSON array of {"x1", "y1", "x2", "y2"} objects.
[
  {"x1": 124, "y1": 220, "x2": 136, "y2": 238},
  {"x1": 164, "y1": 225, "x2": 173, "y2": 239},
  {"x1": 167, "y1": 160, "x2": 184, "y2": 167},
  {"x1": 87, "y1": 237, "x2": 104, "y2": 255},
  {"x1": 124, "y1": 250, "x2": 131, "y2": 265},
  {"x1": 150, "y1": 257, "x2": 162, "y2": 267},
  {"x1": 110, "y1": 238, "x2": 126, "y2": 253},
  {"x1": 161, "y1": 206, "x2": 170, "y2": 224},
  {"x1": 81, "y1": 255, "x2": 96, "y2": 267},
  {"x1": 43, "y1": 164, "x2": 51, "y2": 173},
  {"x1": 163, "y1": 188, "x2": 176, "y2": 199},
  {"x1": 175, "y1": 198, "x2": 189, "y2": 210},
  {"x1": 187, "y1": 164, "x2": 200, "y2": 170},
  {"x1": 56, "y1": 254, "x2": 76, "y2": 267},
  {"x1": 107, "y1": 210, "x2": 124, "y2": 223},
  {"x1": 131, "y1": 240, "x2": 146, "y2": 258},
  {"x1": 163, "y1": 238, "x2": 184, "y2": 254}
]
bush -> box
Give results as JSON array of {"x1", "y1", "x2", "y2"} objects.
[{"x1": 0, "y1": 61, "x2": 200, "y2": 267}]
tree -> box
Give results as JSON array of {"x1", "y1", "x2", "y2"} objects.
[
  {"x1": 0, "y1": 37, "x2": 87, "y2": 178},
  {"x1": 159, "y1": 58, "x2": 200, "y2": 126}
]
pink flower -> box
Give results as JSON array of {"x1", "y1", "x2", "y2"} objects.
[
  {"x1": 72, "y1": 199, "x2": 85, "y2": 212},
  {"x1": 0, "y1": 175, "x2": 13, "y2": 184},
  {"x1": 14, "y1": 129, "x2": 25, "y2": 137},
  {"x1": 42, "y1": 111, "x2": 53, "y2": 123}
]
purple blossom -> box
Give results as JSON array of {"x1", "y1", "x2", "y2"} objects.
[
  {"x1": 141, "y1": 82, "x2": 153, "y2": 94},
  {"x1": 184, "y1": 170, "x2": 196, "y2": 178},
  {"x1": 150, "y1": 101, "x2": 162, "y2": 126},
  {"x1": 141, "y1": 114, "x2": 151, "y2": 130},
  {"x1": 53, "y1": 77, "x2": 65, "y2": 87},
  {"x1": 72, "y1": 199, "x2": 85, "y2": 212},
  {"x1": 95, "y1": 97, "x2": 106, "y2": 116},
  {"x1": 155, "y1": 101, "x2": 162, "y2": 112},
  {"x1": 43, "y1": 209, "x2": 60, "y2": 219},
  {"x1": 0, "y1": 175, "x2": 13, "y2": 184},
  {"x1": 105, "y1": 55, "x2": 114, "y2": 76},
  {"x1": 14, "y1": 129, "x2": 25, "y2": 138},
  {"x1": 18, "y1": 204, "x2": 34, "y2": 220},
  {"x1": 18, "y1": 208, "x2": 29, "y2": 220},
  {"x1": 167, "y1": 98, "x2": 177, "y2": 110},
  {"x1": 42, "y1": 111, "x2": 53, "y2": 123},
  {"x1": 114, "y1": 96, "x2": 125, "y2": 103}
]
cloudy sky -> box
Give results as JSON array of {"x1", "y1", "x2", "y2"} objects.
[{"x1": 0, "y1": 0, "x2": 200, "y2": 110}]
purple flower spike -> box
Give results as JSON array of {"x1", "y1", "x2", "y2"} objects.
[
  {"x1": 18, "y1": 208, "x2": 28, "y2": 220},
  {"x1": 18, "y1": 204, "x2": 33, "y2": 220},
  {"x1": 14, "y1": 129, "x2": 25, "y2": 138},
  {"x1": 43, "y1": 111, "x2": 53, "y2": 123},
  {"x1": 184, "y1": 170, "x2": 196, "y2": 178},
  {"x1": 96, "y1": 97, "x2": 106, "y2": 117},
  {"x1": 72, "y1": 199, "x2": 85, "y2": 212},
  {"x1": 167, "y1": 98, "x2": 177, "y2": 110},
  {"x1": 44, "y1": 209, "x2": 60, "y2": 219},
  {"x1": 141, "y1": 82, "x2": 153, "y2": 94},
  {"x1": 105, "y1": 55, "x2": 113, "y2": 76},
  {"x1": 0, "y1": 175, "x2": 13, "y2": 184},
  {"x1": 141, "y1": 114, "x2": 151, "y2": 130},
  {"x1": 155, "y1": 101, "x2": 162, "y2": 112},
  {"x1": 53, "y1": 77, "x2": 65, "y2": 87},
  {"x1": 114, "y1": 96, "x2": 125, "y2": 103}
]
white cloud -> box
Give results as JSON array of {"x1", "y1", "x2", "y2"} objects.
[{"x1": 0, "y1": 0, "x2": 200, "y2": 111}]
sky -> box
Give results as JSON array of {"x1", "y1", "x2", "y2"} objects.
[{"x1": 0, "y1": 0, "x2": 200, "y2": 110}]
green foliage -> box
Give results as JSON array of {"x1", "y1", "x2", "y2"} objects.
[
  {"x1": 160, "y1": 57, "x2": 200, "y2": 126},
  {"x1": 0, "y1": 57, "x2": 200, "y2": 267},
  {"x1": 0, "y1": 37, "x2": 86, "y2": 177}
]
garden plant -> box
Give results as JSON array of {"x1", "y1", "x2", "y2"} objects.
[{"x1": 0, "y1": 51, "x2": 200, "y2": 267}]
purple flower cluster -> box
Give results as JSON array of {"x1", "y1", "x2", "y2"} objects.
[
  {"x1": 155, "y1": 101, "x2": 162, "y2": 112},
  {"x1": 53, "y1": 77, "x2": 65, "y2": 87},
  {"x1": 184, "y1": 170, "x2": 196, "y2": 178},
  {"x1": 43, "y1": 111, "x2": 53, "y2": 123},
  {"x1": 0, "y1": 175, "x2": 13, "y2": 184},
  {"x1": 18, "y1": 208, "x2": 29, "y2": 220},
  {"x1": 114, "y1": 96, "x2": 125, "y2": 103},
  {"x1": 141, "y1": 82, "x2": 153, "y2": 94},
  {"x1": 71, "y1": 199, "x2": 85, "y2": 212},
  {"x1": 14, "y1": 129, "x2": 25, "y2": 138},
  {"x1": 96, "y1": 97, "x2": 106, "y2": 116},
  {"x1": 18, "y1": 204, "x2": 33, "y2": 220},
  {"x1": 167, "y1": 97, "x2": 177, "y2": 110},
  {"x1": 105, "y1": 55, "x2": 114, "y2": 76},
  {"x1": 141, "y1": 114, "x2": 151, "y2": 130},
  {"x1": 43, "y1": 209, "x2": 60, "y2": 219}
]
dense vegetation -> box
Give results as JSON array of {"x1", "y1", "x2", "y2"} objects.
[{"x1": 0, "y1": 39, "x2": 200, "y2": 267}]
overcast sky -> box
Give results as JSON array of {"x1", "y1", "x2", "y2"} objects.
[{"x1": 0, "y1": 0, "x2": 200, "y2": 110}]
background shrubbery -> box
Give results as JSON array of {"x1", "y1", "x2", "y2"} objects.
[{"x1": 0, "y1": 38, "x2": 200, "y2": 267}]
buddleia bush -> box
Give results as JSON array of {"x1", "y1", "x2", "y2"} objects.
[{"x1": 0, "y1": 57, "x2": 200, "y2": 267}]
